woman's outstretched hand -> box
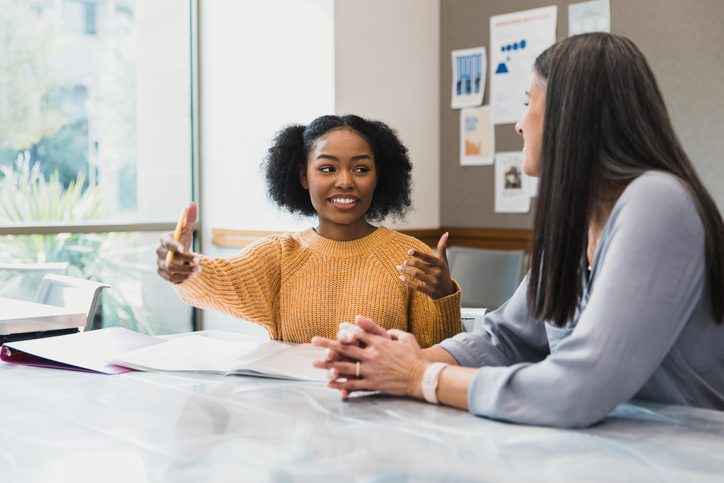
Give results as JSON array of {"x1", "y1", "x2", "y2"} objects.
[
  {"x1": 312, "y1": 316, "x2": 429, "y2": 399},
  {"x1": 156, "y1": 202, "x2": 200, "y2": 284},
  {"x1": 398, "y1": 232, "x2": 456, "y2": 299}
]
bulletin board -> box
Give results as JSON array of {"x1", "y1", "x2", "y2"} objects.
[{"x1": 440, "y1": 0, "x2": 724, "y2": 229}]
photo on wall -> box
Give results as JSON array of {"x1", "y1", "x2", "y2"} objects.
[
  {"x1": 495, "y1": 151, "x2": 531, "y2": 213},
  {"x1": 451, "y1": 47, "x2": 486, "y2": 108},
  {"x1": 459, "y1": 106, "x2": 494, "y2": 166},
  {"x1": 569, "y1": 0, "x2": 610, "y2": 36}
]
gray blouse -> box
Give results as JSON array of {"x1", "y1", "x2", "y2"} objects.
[{"x1": 439, "y1": 172, "x2": 724, "y2": 427}]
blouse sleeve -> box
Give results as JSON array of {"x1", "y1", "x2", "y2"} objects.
[
  {"x1": 463, "y1": 174, "x2": 708, "y2": 427},
  {"x1": 174, "y1": 236, "x2": 282, "y2": 339},
  {"x1": 438, "y1": 272, "x2": 550, "y2": 367}
]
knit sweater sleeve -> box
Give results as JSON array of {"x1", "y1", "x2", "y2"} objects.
[
  {"x1": 404, "y1": 239, "x2": 463, "y2": 348},
  {"x1": 173, "y1": 236, "x2": 282, "y2": 339}
]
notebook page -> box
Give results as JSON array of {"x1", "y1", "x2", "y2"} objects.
[
  {"x1": 231, "y1": 343, "x2": 327, "y2": 382},
  {"x1": 113, "y1": 334, "x2": 269, "y2": 373}
]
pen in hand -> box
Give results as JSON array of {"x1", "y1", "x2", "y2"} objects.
[{"x1": 166, "y1": 206, "x2": 188, "y2": 267}]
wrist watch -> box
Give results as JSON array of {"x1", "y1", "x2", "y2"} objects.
[{"x1": 421, "y1": 362, "x2": 449, "y2": 404}]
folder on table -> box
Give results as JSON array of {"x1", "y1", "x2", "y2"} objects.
[{"x1": 0, "y1": 327, "x2": 163, "y2": 374}]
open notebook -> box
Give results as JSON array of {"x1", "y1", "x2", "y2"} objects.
[{"x1": 111, "y1": 331, "x2": 328, "y2": 382}]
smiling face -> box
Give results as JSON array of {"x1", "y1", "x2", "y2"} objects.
[
  {"x1": 300, "y1": 128, "x2": 378, "y2": 241},
  {"x1": 515, "y1": 71, "x2": 546, "y2": 177}
]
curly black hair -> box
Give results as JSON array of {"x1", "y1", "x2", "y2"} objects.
[{"x1": 263, "y1": 114, "x2": 412, "y2": 222}]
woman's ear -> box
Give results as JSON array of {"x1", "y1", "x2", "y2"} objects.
[{"x1": 299, "y1": 167, "x2": 308, "y2": 190}]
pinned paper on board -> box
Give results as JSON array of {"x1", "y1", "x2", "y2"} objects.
[
  {"x1": 569, "y1": 0, "x2": 610, "y2": 36},
  {"x1": 460, "y1": 106, "x2": 494, "y2": 166},
  {"x1": 495, "y1": 151, "x2": 531, "y2": 213},
  {"x1": 490, "y1": 6, "x2": 557, "y2": 125},
  {"x1": 451, "y1": 47, "x2": 486, "y2": 108}
]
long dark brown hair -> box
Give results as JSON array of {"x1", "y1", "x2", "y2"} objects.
[{"x1": 527, "y1": 33, "x2": 724, "y2": 327}]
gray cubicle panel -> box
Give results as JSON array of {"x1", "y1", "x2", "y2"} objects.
[
  {"x1": 440, "y1": 0, "x2": 724, "y2": 230},
  {"x1": 448, "y1": 246, "x2": 525, "y2": 309}
]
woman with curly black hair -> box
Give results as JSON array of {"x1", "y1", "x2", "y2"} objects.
[{"x1": 156, "y1": 115, "x2": 462, "y2": 347}]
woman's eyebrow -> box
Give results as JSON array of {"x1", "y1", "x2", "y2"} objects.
[
  {"x1": 316, "y1": 154, "x2": 372, "y2": 161},
  {"x1": 316, "y1": 154, "x2": 339, "y2": 161},
  {"x1": 350, "y1": 154, "x2": 372, "y2": 161}
]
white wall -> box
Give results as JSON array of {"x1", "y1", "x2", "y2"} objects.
[
  {"x1": 199, "y1": 0, "x2": 335, "y2": 333},
  {"x1": 334, "y1": 0, "x2": 440, "y2": 229},
  {"x1": 198, "y1": 0, "x2": 441, "y2": 332},
  {"x1": 199, "y1": 0, "x2": 334, "y2": 236}
]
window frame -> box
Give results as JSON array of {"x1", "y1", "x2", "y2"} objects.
[{"x1": 0, "y1": 0, "x2": 202, "y2": 330}]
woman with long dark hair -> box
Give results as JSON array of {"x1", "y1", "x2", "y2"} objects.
[{"x1": 313, "y1": 33, "x2": 724, "y2": 427}]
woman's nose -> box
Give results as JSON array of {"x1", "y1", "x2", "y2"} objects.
[
  {"x1": 515, "y1": 121, "x2": 523, "y2": 136},
  {"x1": 335, "y1": 170, "x2": 353, "y2": 190}
]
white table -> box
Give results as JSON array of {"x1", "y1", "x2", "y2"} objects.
[
  {"x1": 1, "y1": 363, "x2": 723, "y2": 482},
  {"x1": 0, "y1": 297, "x2": 86, "y2": 335}
]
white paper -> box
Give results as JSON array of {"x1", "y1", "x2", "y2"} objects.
[
  {"x1": 235, "y1": 343, "x2": 327, "y2": 381},
  {"x1": 451, "y1": 47, "x2": 486, "y2": 108},
  {"x1": 460, "y1": 106, "x2": 494, "y2": 166},
  {"x1": 569, "y1": 0, "x2": 610, "y2": 36},
  {"x1": 113, "y1": 335, "x2": 268, "y2": 373},
  {"x1": 113, "y1": 332, "x2": 327, "y2": 382},
  {"x1": 490, "y1": 6, "x2": 557, "y2": 125},
  {"x1": 495, "y1": 151, "x2": 531, "y2": 213}
]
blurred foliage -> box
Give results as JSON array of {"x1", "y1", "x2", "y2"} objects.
[
  {"x1": 0, "y1": 0, "x2": 184, "y2": 335},
  {"x1": 31, "y1": 119, "x2": 90, "y2": 189},
  {"x1": 0, "y1": 0, "x2": 68, "y2": 151},
  {"x1": 0, "y1": 156, "x2": 155, "y2": 333}
]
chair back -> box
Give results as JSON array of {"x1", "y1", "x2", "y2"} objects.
[
  {"x1": 447, "y1": 246, "x2": 525, "y2": 310},
  {"x1": 0, "y1": 262, "x2": 69, "y2": 301},
  {"x1": 35, "y1": 274, "x2": 110, "y2": 329}
]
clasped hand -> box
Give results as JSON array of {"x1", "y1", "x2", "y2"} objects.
[{"x1": 312, "y1": 316, "x2": 429, "y2": 399}]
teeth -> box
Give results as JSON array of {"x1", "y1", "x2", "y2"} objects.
[{"x1": 331, "y1": 198, "x2": 356, "y2": 204}]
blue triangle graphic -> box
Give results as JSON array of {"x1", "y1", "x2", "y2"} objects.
[{"x1": 495, "y1": 62, "x2": 509, "y2": 74}]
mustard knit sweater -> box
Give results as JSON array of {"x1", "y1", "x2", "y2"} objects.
[{"x1": 175, "y1": 227, "x2": 462, "y2": 347}]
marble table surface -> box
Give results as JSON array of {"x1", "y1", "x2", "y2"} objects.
[{"x1": 1, "y1": 362, "x2": 723, "y2": 482}]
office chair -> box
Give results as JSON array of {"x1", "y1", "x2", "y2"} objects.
[
  {"x1": 0, "y1": 262, "x2": 69, "y2": 301},
  {"x1": 447, "y1": 246, "x2": 525, "y2": 311},
  {"x1": 35, "y1": 274, "x2": 110, "y2": 330}
]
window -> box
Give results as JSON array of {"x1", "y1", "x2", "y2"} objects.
[
  {"x1": 84, "y1": 1, "x2": 97, "y2": 35},
  {"x1": 0, "y1": 0, "x2": 197, "y2": 334}
]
